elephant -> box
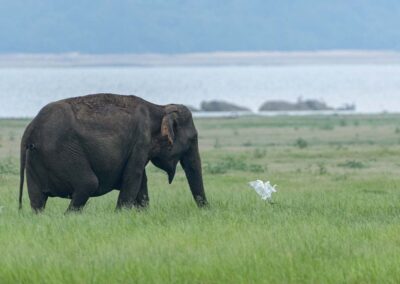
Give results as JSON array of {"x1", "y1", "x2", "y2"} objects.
[{"x1": 19, "y1": 93, "x2": 208, "y2": 212}]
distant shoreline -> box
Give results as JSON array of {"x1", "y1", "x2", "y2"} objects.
[
  {"x1": 1, "y1": 50, "x2": 400, "y2": 67},
  {"x1": 1, "y1": 111, "x2": 397, "y2": 120},
  {"x1": 192, "y1": 110, "x2": 393, "y2": 118}
]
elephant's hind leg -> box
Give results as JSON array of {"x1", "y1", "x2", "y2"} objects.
[
  {"x1": 27, "y1": 170, "x2": 48, "y2": 213},
  {"x1": 66, "y1": 173, "x2": 99, "y2": 213},
  {"x1": 30, "y1": 192, "x2": 48, "y2": 213}
]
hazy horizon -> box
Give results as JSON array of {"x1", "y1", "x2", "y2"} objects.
[
  {"x1": 2, "y1": 1, "x2": 400, "y2": 54},
  {"x1": 2, "y1": 50, "x2": 400, "y2": 68}
]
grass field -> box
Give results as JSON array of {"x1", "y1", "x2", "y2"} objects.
[{"x1": 1, "y1": 114, "x2": 400, "y2": 283}]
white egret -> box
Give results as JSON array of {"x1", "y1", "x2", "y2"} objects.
[{"x1": 248, "y1": 180, "x2": 277, "y2": 201}]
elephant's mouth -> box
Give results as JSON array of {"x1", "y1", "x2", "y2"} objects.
[
  {"x1": 167, "y1": 167, "x2": 176, "y2": 184},
  {"x1": 151, "y1": 157, "x2": 178, "y2": 184}
]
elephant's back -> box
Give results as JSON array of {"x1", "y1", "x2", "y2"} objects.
[
  {"x1": 63, "y1": 93, "x2": 140, "y2": 118},
  {"x1": 24, "y1": 100, "x2": 74, "y2": 150}
]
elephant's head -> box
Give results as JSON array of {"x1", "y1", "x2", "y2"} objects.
[{"x1": 151, "y1": 104, "x2": 208, "y2": 207}]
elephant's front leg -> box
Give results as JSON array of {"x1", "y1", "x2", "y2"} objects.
[
  {"x1": 135, "y1": 170, "x2": 149, "y2": 208},
  {"x1": 116, "y1": 156, "x2": 147, "y2": 209}
]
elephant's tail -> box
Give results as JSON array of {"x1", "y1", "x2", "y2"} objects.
[
  {"x1": 19, "y1": 121, "x2": 36, "y2": 210},
  {"x1": 19, "y1": 145, "x2": 27, "y2": 210}
]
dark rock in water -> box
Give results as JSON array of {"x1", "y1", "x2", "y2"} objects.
[
  {"x1": 298, "y1": 99, "x2": 333, "y2": 111},
  {"x1": 259, "y1": 100, "x2": 298, "y2": 111},
  {"x1": 185, "y1": 105, "x2": 200, "y2": 112},
  {"x1": 201, "y1": 100, "x2": 250, "y2": 112},
  {"x1": 336, "y1": 103, "x2": 356, "y2": 111},
  {"x1": 259, "y1": 98, "x2": 334, "y2": 111}
]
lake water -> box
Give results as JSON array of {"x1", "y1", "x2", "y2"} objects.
[{"x1": 1, "y1": 65, "x2": 400, "y2": 117}]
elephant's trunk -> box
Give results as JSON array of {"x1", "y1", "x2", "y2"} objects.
[{"x1": 180, "y1": 139, "x2": 208, "y2": 207}]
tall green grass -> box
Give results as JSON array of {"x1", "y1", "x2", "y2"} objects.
[{"x1": 1, "y1": 114, "x2": 400, "y2": 283}]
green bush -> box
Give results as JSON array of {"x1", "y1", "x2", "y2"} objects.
[
  {"x1": 242, "y1": 141, "x2": 252, "y2": 147},
  {"x1": 205, "y1": 156, "x2": 264, "y2": 174},
  {"x1": 204, "y1": 163, "x2": 227, "y2": 174},
  {"x1": 248, "y1": 164, "x2": 264, "y2": 173},
  {"x1": 339, "y1": 119, "x2": 347, "y2": 127},
  {"x1": 317, "y1": 162, "x2": 328, "y2": 175},
  {"x1": 213, "y1": 138, "x2": 221, "y2": 149},
  {"x1": 295, "y1": 138, "x2": 308, "y2": 149},
  {"x1": 320, "y1": 124, "x2": 334, "y2": 130},
  {"x1": 253, "y1": 148, "x2": 266, "y2": 159},
  {"x1": 338, "y1": 160, "x2": 366, "y2": 169}
]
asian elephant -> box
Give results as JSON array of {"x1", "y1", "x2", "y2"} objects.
[{"x1": 19, "y1": 93, "x2": 208, "y2": 212}]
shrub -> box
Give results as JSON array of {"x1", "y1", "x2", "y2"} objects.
[
  {"x1": 204, "y1": 163, "x2": 227, "y2": 174},
  {"x1": 338, "y1": 160, "x2": 366, "y2": 169},
  {"x1": 248, "y1": 164, "x2": 264, "y2": 173},
  {"x1": 317, "y1": 162, "x2": 327, "y2": 175},
  {"x1": 224, "y1": 156, "x2": 247, "y2": 171},
  {"x1": 253, "y1": 148, "x2": 266, "y2": 159},
  {"x1": 204, "y1": 156, "x2": 264, "y2": 174},
  {"x1": 295, "y1": 138, "x2": 308, "y2": 149},
  {"x1": 321, "y1": 124, "x2": 334, "y2": 130},
  {"x1": 339, "y1": 119, "x2": 347, "y2": 127},
  {"x1": 242, "y1": 141, "x2": 252, "y2": 147},
  {"x1": 213, "y1": 138, "x2": 221, "y2": 149}
]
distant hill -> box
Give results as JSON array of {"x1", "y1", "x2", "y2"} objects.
[
  {"x1": 1, "y1": 1, "x2": 400, "y2": 53},
  {"x1": 201, "y1": 101, "x2": 250, "y2": 112},
  {"x1": 259, "y1": 99, "x2": 356, "y2": 112},
  {"x1": 259, "y1": 99, "x2": 332, "y2": 111}
]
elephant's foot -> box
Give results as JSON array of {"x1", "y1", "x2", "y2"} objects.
[{"x1": 66, "y1": 193, "x2": 89, "y2": 213}]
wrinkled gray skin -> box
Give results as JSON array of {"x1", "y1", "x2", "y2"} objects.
[{"x1": 19, "y1": 94, "x2": 208, "y2": 212}]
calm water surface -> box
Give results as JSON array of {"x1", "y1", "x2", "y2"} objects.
[{"x1": 0, "y1": 65, "x2": 399, "y2": 117}]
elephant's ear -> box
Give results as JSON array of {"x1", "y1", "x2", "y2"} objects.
[{"x1": 161, "y1": 109, "x2": 178, "y2": 146}]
